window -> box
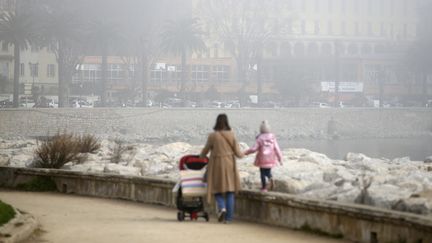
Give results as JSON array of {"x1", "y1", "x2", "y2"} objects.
[
  {"x1": 1, "y1": 42, "x2": 8, "y2": 52},
  {"x1": 314, "y1": 20, "x2": 320, "y2": 34},
  {"x1": 150, "y1": 64, "x2": 167, "y2": 83},
  {"x1": 191, "y1": 65, "x2": 209, "y2": 83},
  {"x1": 20, "y1": 63, "x2": 24, "y2": 76},
  {"x1": 29, "y1": 63, "x2": 38, "y2": 77},
  {"x1": 353, "y1": 0, "x2": 359, "y2": 14},
  {"x1": 214, "y1": 44, "x2": 219, "y2": 58},
  {"x1": 109, "y1": 64, "x2": 124, "y2": 80},
  {"x1": 0, "y1": 0, "x2": 14, "y2": 11},
  {"x1": 47, "y1": 64, "x2": 56, "y2": 77},
  {"x1": 380, "y1": 23, "x2": 386, "y2": 36},
  {"x1": 341, "y1": 22, "x2": 346, "y2": 35},
  {"x1": 367, "y1": 22, "x2": 373, "y2": 36},
  {"x1": 341, "y1": 0, "x2": 346, "y2": 14},
  {"x1": 212, "y1": 65, "x2": 229, "y2": 82},
  {"x1": 328, "y1": 0, "x2": 333, "y2": 13},
  {"x1": 354, "y1": 22, "x2": 360, "y2": 36},
  {"x1": 301, "y1": 20, "x2": 306, "y2": 34},
  {"x1": 314, "y1": 0, "x2": 320, "y2": 13},
  {"x1": 328, "y1": 21, "x2": 333, "y2": 35}
]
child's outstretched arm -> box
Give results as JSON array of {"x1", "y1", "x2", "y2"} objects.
[{"x1": 244, "y1": 139, "x2": 260, "y2": 155}]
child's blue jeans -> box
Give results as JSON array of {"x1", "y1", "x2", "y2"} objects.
[{"x1": 260, "y1": 168, "x2": 272, "y2": 189}]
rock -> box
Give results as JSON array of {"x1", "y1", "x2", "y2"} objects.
[
  {"x1": 345, "y1": 152, "x2": 370, "y2": 162},
  {"x1": 391, "y1": 157, "x2": 412, "y2": 164},
  {"x1": 392, "y1": 197, "x2": 432, "y2": 214},
  {"x1": 298, "y1": 151, "x2": 332, "y2": 165},
  {"x1": 275, "y1": 178, "x2": 308, "y2": 194},
  {"x1": 9, "y1": 154, "x2": 33, "y2": 167},
  {"x1": 334, "y1": 187, "x2": 361, "y2": 203},
  {"x1": 155, "y1": 142, "x2": 192, "y2": 158},
  {"x1": 424, "y1": 156, "x2": 432, "y2": 163},
  {"x1": 103, "y1": 163, "x2": 141, "y2": 176},
  {"x1": 1, "y1": 137, "x2": 432, "y2": 216},
  {"x1": 367, "y1": 184, "x2": 412, "y2": 209}
]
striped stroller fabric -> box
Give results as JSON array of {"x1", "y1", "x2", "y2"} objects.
[{"x1": 180, "y1": 169, "x2": 207, "y2": 197}]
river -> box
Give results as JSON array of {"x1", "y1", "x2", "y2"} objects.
[{"x1": 281, "y1": 135, "x2": 432, "y2": 161}]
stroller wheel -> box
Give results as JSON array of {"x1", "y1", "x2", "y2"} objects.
[
  {"x1": 204, "y1": 212, "x2": 209, "y2": 222},
  {"x1": 177, "y1": 211, "x2": 185, "y2": 221}
]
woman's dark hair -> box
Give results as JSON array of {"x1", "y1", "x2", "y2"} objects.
[{"x1": 213, "y1": 113, "x2": 231, "y2": 131}]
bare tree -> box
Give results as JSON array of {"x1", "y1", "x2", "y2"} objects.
[{"x1": 198, "y1": 0, "x2": 282, "y2": 95}]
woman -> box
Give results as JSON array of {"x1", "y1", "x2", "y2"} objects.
[{"x1": 200, "y1": 113, "x2": 244, "y2": 223}]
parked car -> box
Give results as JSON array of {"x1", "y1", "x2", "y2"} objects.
[
  {"x1": 19, "y1": 96, "x2": 35, "y2": 108},
  {"x1": 211, "y1": 101, "x2": 224, "y2": 108},
  {"x1": 0, "y1": 99, "x2": 13, "y2": 108},
  {"x1": 310, "y1": 102, "x2": 331, "y2": 108},
  {"x1": 72, "y1": 99, "x2": 93, "y2": 108}
]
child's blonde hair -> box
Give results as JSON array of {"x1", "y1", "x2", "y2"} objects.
[{"x1": 260, "y1": 120, "x2": 271, "y2": 133}]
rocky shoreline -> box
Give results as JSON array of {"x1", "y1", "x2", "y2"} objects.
[{"x1": 1, "y1": 138, "x2": 431, "y2": 216}]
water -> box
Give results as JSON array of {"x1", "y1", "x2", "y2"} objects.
[{"x1": 281, "y1": 136, "x2": 432, "y2": 161}]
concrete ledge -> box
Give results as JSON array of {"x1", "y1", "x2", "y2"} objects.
[
  {"x1": 1, "y1": 166, "x2": 431, "y2": 243},
  {"x1": 0, "y1": 208, "x2": 39, "y2": 243}
]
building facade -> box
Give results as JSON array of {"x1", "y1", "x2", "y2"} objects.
[
  {"x1": 186, "y1": 0, "x2": 430, "y2": 105},
  {"x1": 0, "y1": 0, "x2": 59, "y2": 102}
]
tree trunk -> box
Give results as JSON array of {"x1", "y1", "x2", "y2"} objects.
[
  {"x1": 58, "y1": 45, "x2": 67, "y2": 107},
  {"x1": 141, "y1": 55, "x2": 148, "y2": 105},
  {"x1": 334, "y1": 42, "x2": 340, "y2": 108},
  {"x1": 13, "y1": 42, "x2": 20, "y2": 108},
  {"x1": 256, "y1": 56, "x2": 262, "y2": 104},
  {"x1": 423, "y1": 73, "x2": 428, "y2": 106},
  {"x1": 180, "y1": 50, "x2": 187, "y2": 95},
  {"x1": 101, "y1": 50, "x2": 108, "y2": 106}
]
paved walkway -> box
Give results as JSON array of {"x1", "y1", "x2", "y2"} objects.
[{"x1": 0, "y1": 191, "x2": 349, "y2": 243}]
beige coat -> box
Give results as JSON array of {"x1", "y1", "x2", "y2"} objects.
[{"x1": 200, "y1": 130, "x2": 244, "y2": 203}]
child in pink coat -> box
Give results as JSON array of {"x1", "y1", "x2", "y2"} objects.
[{"x1": 244, "y1": 120, "x2": 283, "y2": 192}]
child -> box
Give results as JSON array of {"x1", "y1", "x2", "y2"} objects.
[{"x1": 244, "y1": 120, "x2": 282, "y2": 192}]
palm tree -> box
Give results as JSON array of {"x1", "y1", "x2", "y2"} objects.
[
  {"x1": 0, "y1": 12, "x2": 35, "y2": 107},
  {"x1": 39, "y1": 1, "x2": 86, "y2": 107},
  {"x1": 160, "y1": 18, "x2": 206, "y2": 94},
  {"x1": 85, "y1": 20, "x2": 123, "y2": 106}
]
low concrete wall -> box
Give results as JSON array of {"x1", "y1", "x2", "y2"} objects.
[
  {"x1": 0, "y1": 108, "x2": 431, "y2": 142},
  {"x1": 1, "y1": 167, "x2": 431, "y2": 243}
]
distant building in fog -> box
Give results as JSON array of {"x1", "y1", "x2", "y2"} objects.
[
  {"x1": 177, "y1": 0, "x2": 429, "y2": 105},
  {"x1": 0, "y1": 0, "x2": 58, "y2": 101}
]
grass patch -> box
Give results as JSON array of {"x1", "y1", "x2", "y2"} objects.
[
  {"x1": 16, "y1": 177, "x2": 57, "y2": 192},
  {"x1": 0, "y1": 200, "x2": 16, "y2": 227},
  {"x1": 299, "y1": 223, "x2": 343, "y2": 239}
]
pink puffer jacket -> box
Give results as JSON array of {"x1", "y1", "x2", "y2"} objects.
[{"x1": 245, "y1": 133, "x2": 282, "y2": 168}]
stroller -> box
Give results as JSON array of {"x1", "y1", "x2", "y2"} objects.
[{"x1": 175, "y1": 154, "x2": 209, "y2": 221}]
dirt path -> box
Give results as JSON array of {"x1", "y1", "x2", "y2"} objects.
[{"x1": 0, "y1": 191, "x2": 349, "y2": 243}]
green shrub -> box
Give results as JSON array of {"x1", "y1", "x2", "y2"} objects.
[
  {"x1": 16, "y1": 177, "x2": 57, "y2": 192},
  {"x1": 0, "y1": 200, "x2": 15, "y2": 227}
]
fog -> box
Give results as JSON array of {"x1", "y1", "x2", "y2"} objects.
[
  {"x1": 0, "y1": 0, "x2": 431, "y2": 107},
  {"x1": 0, "y1": 0, "x2": 431, "y2": 159}
]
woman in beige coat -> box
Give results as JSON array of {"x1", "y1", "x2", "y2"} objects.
[{"x1": 200, "y1": 114, "x2": 244, "y2": 223}]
